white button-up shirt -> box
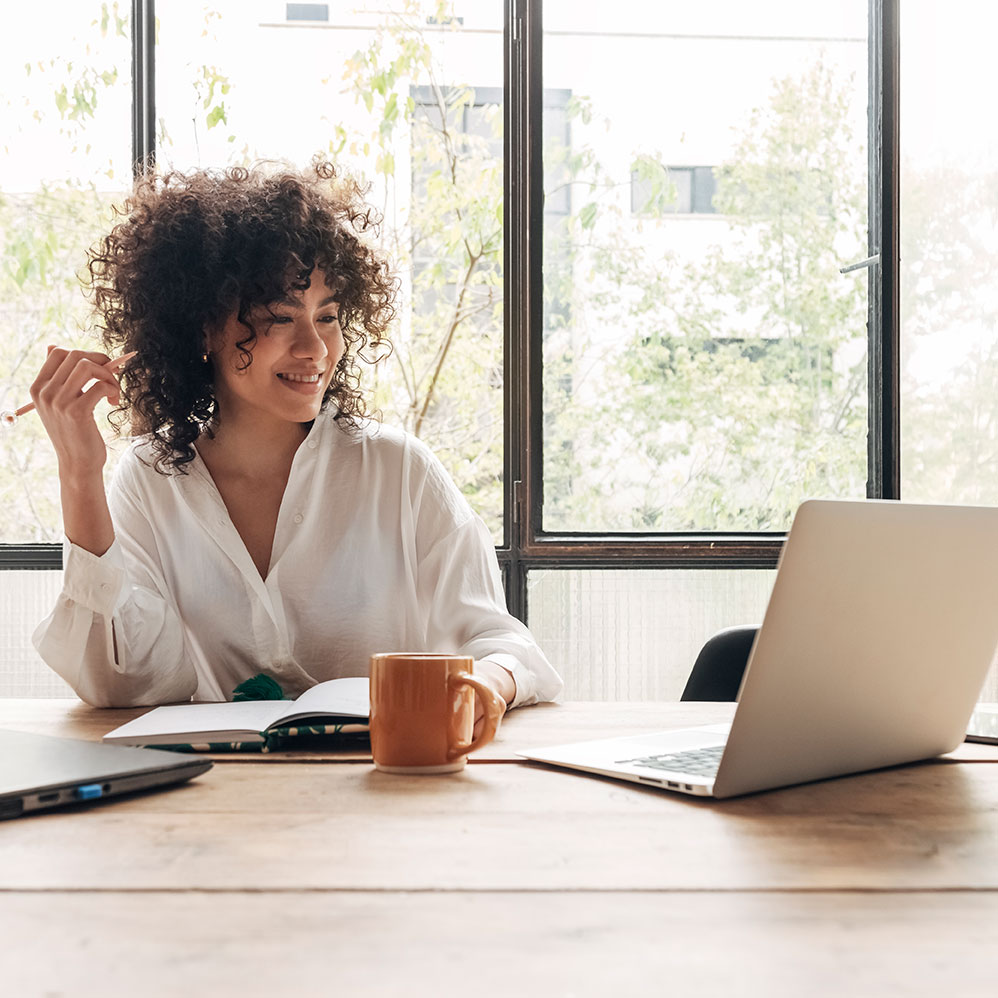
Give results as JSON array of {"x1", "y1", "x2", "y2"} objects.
[{"x1": 32, "y1": 415, "x2": 563, "y2": 708}]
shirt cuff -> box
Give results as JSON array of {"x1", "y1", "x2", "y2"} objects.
[
  {"x1": 478, "y1": 653, "x2": 533, "y2": 709},
  {"x1": 61, "y1": 537, "x2": 126, "y2": 617}
]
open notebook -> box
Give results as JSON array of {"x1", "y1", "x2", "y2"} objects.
[{"x1": 103, "y1": 677, "x2": 369, "y2": 750}]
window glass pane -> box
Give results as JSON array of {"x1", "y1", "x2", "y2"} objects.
[
  {"x1": 156, "y1": 1, "x2": 505, "y2": 539},
  {"x1": 664, "y1": 169, "x2": 692, "y2": 214},
  {"x1": 0, "y1": 3, "x2": 132, "y2": 542},
  {"x1": 542, "y1": 2, "x2": 870, "y2": 532},
  {"x1": 900, "y1": 2, "x2": 998, "y2": 507},
  {"x1": 528, "y1": 568, "x2": 775, "y2": 700},
  {"x1": 286, "y1": 3, "x2": 329, "y2": 20}
]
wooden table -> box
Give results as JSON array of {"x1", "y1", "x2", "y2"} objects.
[{"x1": 2, "y1": 700, "x2": 998, "y2": 997}]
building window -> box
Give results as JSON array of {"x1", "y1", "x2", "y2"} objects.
[
  {"x1": 630, "y1": 165, "x2": 717, "y2": 216},
  {"x1": 285, "y1": 3, "x2": 329, "y2": 22}
]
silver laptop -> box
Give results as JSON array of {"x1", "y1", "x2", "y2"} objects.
[
  {"x1": 0, "y1": 729, "x2": 212, "y2": 819},
  {"x1": 520, "y1": 500, "x2": 998, "y2": 798},
  {"x1": 966, "y1": 703, "x2": 998, "y2": 744}
]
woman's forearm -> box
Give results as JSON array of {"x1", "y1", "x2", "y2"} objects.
[{"x1": 60, "y1": 473, "x2": 115, "y2": 557}]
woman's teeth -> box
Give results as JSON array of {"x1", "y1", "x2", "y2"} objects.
[{"x1": 278, "y1": 373, "x2": 321, "y2": 383}]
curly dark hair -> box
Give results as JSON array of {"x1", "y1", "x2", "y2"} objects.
[{"x1": 86, "y1": 161, "x2": 397, "y2": 472}]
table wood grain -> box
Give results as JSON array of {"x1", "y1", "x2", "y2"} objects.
[
  {"x1": 5, "y1": 891, "x2": 998, "y2": 998},
  {"x1": 3, "y1": 699, "x2": 998, "y2": 996},
  {"x1": 3, "y1": 751, "x2": 998, "y2": 892}
]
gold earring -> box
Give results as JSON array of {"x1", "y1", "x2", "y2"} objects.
[{"x1": 202, "y1": 350, "x2": 210, "y2": 363}]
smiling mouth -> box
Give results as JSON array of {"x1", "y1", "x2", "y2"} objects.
[{"x1": 277, "y1": 373, "x2": 323, "y2": 384}]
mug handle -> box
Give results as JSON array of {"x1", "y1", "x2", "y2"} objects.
[{"x1": 446, "y1": 672, "x2": 504, "y2": 761}]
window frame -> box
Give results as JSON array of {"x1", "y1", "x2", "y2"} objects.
[
  {"x1": 0, "y1": 0, "x2": 901, "y2": 632},
  {"x1": 498, "y1": 0, "x2": 898, "y2": 620}
]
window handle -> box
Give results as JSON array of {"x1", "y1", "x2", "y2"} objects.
[{"x1": 839, "y1": 253, "x2": 880, "y2": 274}]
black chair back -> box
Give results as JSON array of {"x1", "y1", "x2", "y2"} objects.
[{"x1": 680, "y1": 626, "x2": 759, "y2": 701}]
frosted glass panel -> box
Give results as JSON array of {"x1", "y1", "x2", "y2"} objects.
[
  {"x1": 528, "y1": 567, "x2": 998, "y2": 704},
  {"x1": 5, "y1": 565, "x2": 998, "y2": 704},
  {"x1": 0, "y1": 572, "x2": 72, "y2": 697},
  {"x1": 527, "y1": 569, "x2": 775, "y2": 700}
]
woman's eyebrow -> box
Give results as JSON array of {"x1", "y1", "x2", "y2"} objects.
[{"x1": 270, "y1": 295, "x2": 338, "y2": 309}]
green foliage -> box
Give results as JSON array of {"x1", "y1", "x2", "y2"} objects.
[
  {"x1": 899, "y1": 165, "x2": 998, "y2": 504},
  {"x1": 542, "y1": 60, "x2": 869, "y2": 532},
  {"x1": 0, "y1": 6, "x2": 131, "y2": 542},
  {"x1": 195, "y1": 64, "x2": 231, "y2": 132},
  {"x1": 337, "y1": 1, "x2": 505, "y2": 535},
  {"x1": 0, "y1": 184, "x2": 120, "y2": 542},
  {"x1": 99, "y1": 2, "x2": 128, "y2": 39},
  {"x1": 630, "y1": 154, "x2": 675, "y2": 217}
]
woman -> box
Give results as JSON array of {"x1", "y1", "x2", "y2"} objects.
[{"x1": 31, "y1": 162, "x2": 563, "y2": 717}]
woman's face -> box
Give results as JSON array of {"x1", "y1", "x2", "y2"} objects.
[{"x1": 209, "y1": 272, "x2": 344, "y2": 429}]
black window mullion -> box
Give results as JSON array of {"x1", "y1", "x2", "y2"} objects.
[
  {"x1": 0, "y1": 546, "x2": 62, "y2": 570},
  {"x1": 868, "y1": 0, "x2": 900, "y2": 500},
  {"x1": 523, "y1": 0, "x2": 545, "y2": 566},
  {"x1": 131, "y1": 0, "x2": 156, "y2": 178},
  {"x1": 503, "y1": 0, "x2": 540, "y2": 620}
]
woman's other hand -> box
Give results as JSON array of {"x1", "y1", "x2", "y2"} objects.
[{"x1": 471, "y1": 659, "x2": 514, "y2": 738}]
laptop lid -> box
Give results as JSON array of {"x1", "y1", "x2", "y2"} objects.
[
  {"x1": 0, "y1": 728, "x2": 212, "y2": 820},
  {"x1": 712, "y1": 499, "x2": 998, "y2": 798},
  {"x1": 966, "y1": 703, "x2": 998, "y2": 744}
]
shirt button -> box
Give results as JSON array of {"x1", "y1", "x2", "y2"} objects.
[
  {"x1": 307, "y1": 440, "x2": 318, "y2": 450},
  {"x1": 100, "y1": 583, "x2": 110, "y2": 592},
  {"x1": 64, "y1": 597, "x2": 74, "y2": 608},
  {"x1": 293, "y1": 513, "x2": 304, "y2": 525}
]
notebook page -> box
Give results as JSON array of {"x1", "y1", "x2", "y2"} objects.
[
  {"x1": 105, "y1": 700, "x2": 291, "y2": 742},
  {"x1": 275, "y1": 677, "x2": 370, "y2": 723}
]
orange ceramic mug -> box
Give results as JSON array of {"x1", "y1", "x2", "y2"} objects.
[{"x1": 369, "y1": 653, "x2": 505, "y2": 773}]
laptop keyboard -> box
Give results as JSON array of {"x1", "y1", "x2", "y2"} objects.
[{"x1": 617, "y1": 743, "x2": 724, "y2": 779}]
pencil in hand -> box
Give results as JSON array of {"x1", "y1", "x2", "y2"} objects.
[{"x1": 1, "y1": 351, "x2": 138, "y2": 427}]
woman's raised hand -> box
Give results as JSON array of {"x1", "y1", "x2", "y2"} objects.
[{"x1": 29, "y1": 346, "x2": 125, "y2": 483}]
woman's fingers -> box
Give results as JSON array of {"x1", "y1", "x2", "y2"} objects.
[
  {"x1": 33, "y1": 351, "x2": 120, "y2": 413},
  {"x1": 28, "y1": 347, "x2": 122, "y2": 480},
  {"x1": 59, "y1": 357, "x2": 121, "y2": 401},
  {"x1": 32, "y1": 348, "x2": 111, "y2": 397},
  {"x1": 51, "y1": 351, "x2": 116, "y2": 393},
  {"x1": 80, "y1": 378, "x2": 121, "y2": 410}
]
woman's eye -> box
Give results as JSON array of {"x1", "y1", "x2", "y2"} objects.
[
  {"x1": 270, "y1": 315, "x2": 294, "y2": 325},
  {"x1": 318, "y1": 314, "x2": 340, "y2": 324}
]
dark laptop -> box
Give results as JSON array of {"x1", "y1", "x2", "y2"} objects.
[{"x1": 0, "y1": 728, "x2": 212, "y2": 819}]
